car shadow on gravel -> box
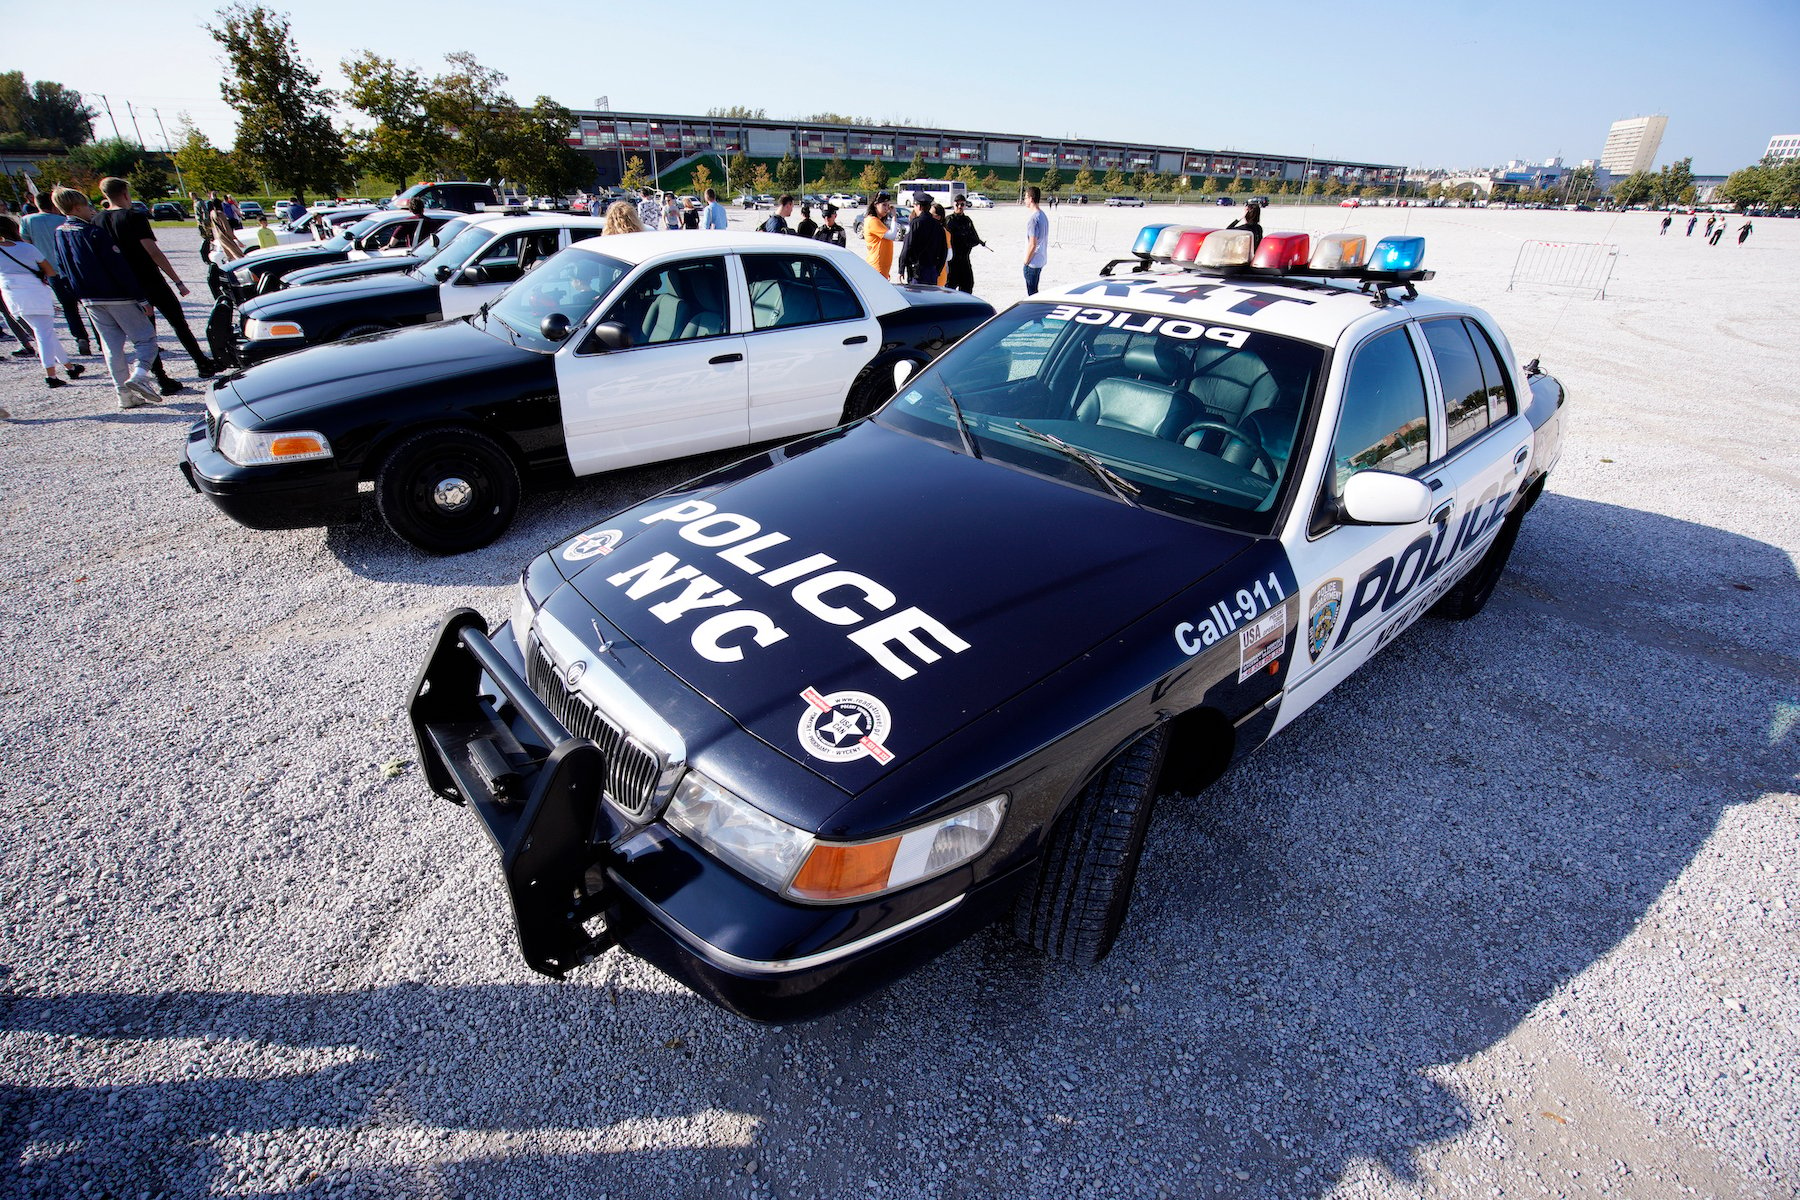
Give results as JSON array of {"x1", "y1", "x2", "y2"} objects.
[
  {"x1": 321, "y1": 443, "x2": 790, "y2": 587},
  {"x1": 2, "y1": 495, "x2": 1793, "y2": 1200}
]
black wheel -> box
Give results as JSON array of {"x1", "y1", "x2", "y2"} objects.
[
  {"x1": 1013, "y1": 725, "x2": 1169, "y2": 964},
  {"x1": 839, "y1": 365, "x2": 904, "y2": 424},
  {"x1": 336, "y1": 322, "x2": 392, "y2": 342},
  {"x1": 375, "y1": 428, "x2": 521, "y2": 554},
  {"x1": 1431, "y1": 505, "x2": 1524, "y2": 620}
]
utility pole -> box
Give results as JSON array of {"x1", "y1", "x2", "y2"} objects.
[
  {"x1": 153, "y1": 108, "x2": 186, "y2": 194},
  {"x1": 98, "y1": 94, "x2": 122, "y2": 140},
  {"x1": 126, "y1": 101, "x2": 146, "y2": 147}
]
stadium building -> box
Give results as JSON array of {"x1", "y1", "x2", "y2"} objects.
[
  {"x1": 1599, "y1": 115, "x2": 1668, "y2": 176},
  {"x1": 1763, "y1": 134, "x2": 1800, "y2": 162},
  {"x1": 567, "y1": 109, "x2": 1404, "y2": 193}
]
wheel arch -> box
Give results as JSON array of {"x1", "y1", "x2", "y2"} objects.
[{"x1": 356, "y1": 416, "x2": 532, "y2": 485}]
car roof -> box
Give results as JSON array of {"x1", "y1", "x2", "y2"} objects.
[
  {"x1": 564, "y1": 230, "x2": 907, "y2": 315},
  {"x1": 457, "y1": 212, "x2": 608, "y2": 232},
  {"x1": 1030, "y1": 267, "x2": 1476, "y2": 348}
]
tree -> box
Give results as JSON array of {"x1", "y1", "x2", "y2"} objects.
[
  {"x1": 857, "y1": 159, "x2": 889, "y2": 194},
  {"x1": 955, "y1": 165, "x2": 980, "y2": 189},
  {"x1": 1610, "y1": 170, "x2": 1655, "y2": 207},
  {"x1": 620, "y1": 155, "x2": 649, "y2": 191},
  {"x1": 1197, "y1": 174, "x2": 1218, "y2": 195},
  {"x1": 707, "y1": 105, "x2": 767, "y2": 119},
  {"x1": 819, "y1": 155, "x2": 850, "y2": 187},
  {"x1": 1072, "y1": 167, "x2": 1095, "y2": 195},
  {"x1": 689, "y1": 163, "x2": 714, "y2": 196},
  {"x1": 1653, "y1": 156, "x2": 1694, "y2": 208},
  {"x1": 64, "y1": 137, "x2": 146, "y2": 182},
  {"x1": 208, "y1": 4, "x2": 346, "y2": 194},
  {"x1": 1227, "y1": 175, "x2": 1247, "y2": 195},
  {"x1": 495, "y1": 96, "x2": 590, "y2": 195},
  {"x1": 750, "y1": 163, "x2": 775, "y2": 193},
  {"x1": 1040, "y1": 166, "x2": 1061, "y2": 194},
  {"x1": 902, "y1": 149, "x2": 928, "y2": 180},
  {"x1": 980, "y1": 170, "x2": 1005, "y2": 194},
  {"x1": 776, "y1": 150, "x2": 800, "y2": 192},
  {"x1": 340, "y1": 52, "x2": 442, "y2": 186},
  {"x1": 0, "y1": 72, "x2": 96, "y2": 147},
  {"x1": 171, "y1": 116, "x2": 246, "y2": 196},
  {"x1": 1102, "y1": 167, "x2": 1125, "y2": 193},
  {"x1": 1151, "y1": 171, "x2": 1172, "y2": 193},
  {"x1": 1134, "y1": 169, "x2": 1154, "y2": 193},
  {"x1": 128, "y1": 159, "x2": 173, "y2": 201},
  {"x1": 727, "y1": 151, "x2": 751, "y2": 194}
]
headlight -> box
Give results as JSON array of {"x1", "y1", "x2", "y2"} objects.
[
  {"x1": 217, "y1": 418, "x2": 332, "y2": 466},
  {"x1": 242, "y1": 318, "x2": 304, "y2": 340},
  {"x1": 664, "y1": 770, "x2": 1007, "y2": 903}
]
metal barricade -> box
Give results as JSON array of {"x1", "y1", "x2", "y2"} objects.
[
  {"x1": 1508, "y1": 240, "x2": 1620, "y2": 300},
  {"x1": 1052, "y1": 216, "x2": 1098, "y2": 252}
]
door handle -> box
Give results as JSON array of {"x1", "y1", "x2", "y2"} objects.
[
  {"x1": 1427, "y1": 477, "x2": 1444, "y2": 491},
  {"x1": 842, "y1": 335, "x2": 869, "y2": 345},
  {"x1": 1512, "y1": 446, "x2": 1530, "y2": 472},
  {"x1": 1429, "y1": 501, "x2": 1453, "y2": 525},
  {"x1": 708, "y1": 352, "x2": 743, "y2": 365}
]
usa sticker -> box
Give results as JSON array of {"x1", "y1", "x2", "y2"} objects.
[
  {"x1": 563, "y1": 528, "x2": 623, "y2": 562},
  {"x1": 1307, "y1": 579, "x2": 1342, "y2": 662},
  {"x1": 798, "y1": 687, "x2": 894, "y2": 765},
  {"x1": 1237, "y1": 606, "x2": 1286, "y2": 682}
]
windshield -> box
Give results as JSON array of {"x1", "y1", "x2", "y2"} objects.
[
  {"x1": 415, "y1": 225, "x2": 494, "y2": 276},
  {"x1": 877, "y1": 302, "x2": 1324, "y2": 534},
  {"x1": 480, "y1": 250, "x2": 630, "y2": 353}
]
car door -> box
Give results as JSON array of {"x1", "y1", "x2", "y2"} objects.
[
  {"x1": 736, "y1": 248, "x2": 883, "y2": 441},
  {"x1": 438, "y1": 227, "x2": 565, "y2": 319},
  {"x1": 1274, "y1": 321, "x2": 1452, "y2": 731},
  {"x1": 553, "y1": 253, "x2": 750, "y2": 477}
]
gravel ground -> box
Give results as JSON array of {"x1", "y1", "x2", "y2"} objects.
[{"x1": 1, "y1": 205, "x2": 1795, "y2": 1200}]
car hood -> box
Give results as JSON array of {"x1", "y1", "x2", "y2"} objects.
[
  {"x1": 226, "y1": 316, "x2": 537, "y2": 423},
  {"x1": 557, "y1": 421, "x2": 1253, "y2": 797},
  {"x1": 237, "y1": 243, "x2": 343, "y2": 272},
  {"x1": 240, "y1": 272, "x2": 433, "y2": 321},
  {"x1": 282, "y1": 257, "x2": 420, "y2": 288}
]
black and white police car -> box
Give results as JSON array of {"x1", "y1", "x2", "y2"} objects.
[
  {"x1": 182, "y1": 230, "x2": 993, "y2": 552},
  {"x1": 408, "y1": 224, "x2": 1567, "y2": 1020}
]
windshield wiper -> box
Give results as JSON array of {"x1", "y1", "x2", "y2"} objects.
[
  {"x1": 1013, "y1": 421, "x2": 1141, "y2": 507},
  {"x1": 941, "y1": 382, "x2": 981, "y2": 459},
  {"x1": 491, "y1": 313, "x2": 522, "y2": 346}
]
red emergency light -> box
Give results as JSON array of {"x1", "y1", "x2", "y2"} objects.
[{"x1": 1253, "y1": 233, "x2": 1310, "y2": 269}]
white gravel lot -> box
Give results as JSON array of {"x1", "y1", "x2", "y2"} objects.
[{"x1": 0, "y1": 203, "x2": 1795, "y2": 1200}]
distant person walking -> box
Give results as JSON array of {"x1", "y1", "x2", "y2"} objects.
[
  {"x1": 1708, "y1": 222, "x2": 1725, "y2": 246},
  {"x1": 944, "y1": 193, "x2": 985, "y2": 294},
  {"x1": 637, "y1": 190, "x2": 662, "y2": 233},
  {"x1": 664, "y1": 192, "x2": 682, "y2": 231},
  {"x1": 0, "y1": 214, "x2": 84, "y2": 389},
  {"x1": 1659, "y1": 214, "x2": 1672, "y2": 235},
  {"x1": 1704, "y1": 215, "x2": 1716, "y2": 239},
  {"x1": 210, "y1": 207, "x2": 247, "y2": 262},
  {"x1": 795, "y1": 203, "x2": 818, "y2": 240},
  {"x1": 702, "y1": 188, "x2": 729, "y2": 230},
  {"x1": 1021, "y1": 185, "x2": 1048, "y2": 295},
  {"x1": 761, "y1": 195, "x2": 796, "y2": 234},
  {"x1": 1737, "y1": 221, "x2": 1753, "y2": 244},
  {"x1": 1686, "y1": 214, "x2": 1698, "y2": 236},
  {"x1": 51, "y1": 186, "x2": 161, "y2": 410},
  {"x1": 101, "y1": 176, "x2": 216, "y2": 386},
  {"x1": 815, "y1": 204, "x2": 847, "y2": 248},
  {"x1": 22, "y1": 191, "x2": 92, "y2": 355},
  {"x1": 603, "y1": 201, "x2": 645, "y2": 235},
  {"x1": 863, "y1": 194, "x2": 899, "y2": 278},
  {"x1": 901, "y1": 191, "x2": 947, "y2": 285}
]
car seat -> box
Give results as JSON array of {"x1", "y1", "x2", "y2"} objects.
[
  {"x1": 749, "y1": 276, "x2": 820, "y2": 330},
  {"x1": 1073, "y1": 338, "x2": 1198, "y2": 440}
]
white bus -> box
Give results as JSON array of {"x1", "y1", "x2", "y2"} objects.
[{"x1": 895, "y1": 178, "x2": 968, "y2": 209}]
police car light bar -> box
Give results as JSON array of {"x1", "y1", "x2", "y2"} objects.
[
  {"x1": 1100, "y1": 224, "x2": 1434, "y2": 296},
  {"x1": 1309, "y1": 233, "x2": 1366, "y2": 271},
  {"x1": 1368, "y1": 235, "x2": 1426, "y2": 272},
  {"x1": 1196, "y1": 228, "x2": 1254, "y2": 267}
]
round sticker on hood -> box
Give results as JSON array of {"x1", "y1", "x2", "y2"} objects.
[
  {"x1": 797, "y1": 687, "x2": 894, "y2": 766},
  {"x1": 563, "y1": 528, "x2": 623, "y2": 562}
]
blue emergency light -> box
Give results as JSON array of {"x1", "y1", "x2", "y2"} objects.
[
  {"x1": 1368, "y1": 236, "x2": 1426, "y2": 272},
  {"x1": 1132, "y1": 225, "x2": 1173, "y2": 256}
]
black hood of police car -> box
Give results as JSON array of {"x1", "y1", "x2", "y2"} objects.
[
  {"x1": 221, "y1": 315, "x2": 545, "y2": 425},
  {"x1": 538, "y1": 419, "x2": 1257, "y2": 830}
]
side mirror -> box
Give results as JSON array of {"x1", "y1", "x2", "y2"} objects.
[
  {"x1": 1339, "y1": 471, "x2": 1434, "y2": 525},
  {"x1": 588, "y1": 320, "x2": 632, "y2": 352},
  {"x1": 434, "y1": 265, "x2": 452, "y2": 283},
  {"x1": 539, "y1": 312, "x2": 572, "y2": 342},
  {"x1": 459, "y1": 265, "x2": 488, "y2": 286},
  {"x1": 893, "y1": 360, "x2": 918, "y2": 389}
]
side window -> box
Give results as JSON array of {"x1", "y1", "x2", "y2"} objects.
[
  {"x1": 1420, "y1": 318, "x2": 1490, "y2": 452},
  {"x1": 469, "y1": 231, "x2": 559, "y2": 285},
  {"x1": 742, "y1": 254, "x2": 865, "y2": 331},
  {"x1": 1463, "y1": 318, "x2": 1518, "y2": 422},
  {"x1": 569, "y1": 227, "x2": 603, "y2": 244},
  {"x1": 601, "y1": 257, "x2": 730, "y2": 346},
  {"x1": 1330, "y1": 325, "x2": 1430, "y2": 496}
]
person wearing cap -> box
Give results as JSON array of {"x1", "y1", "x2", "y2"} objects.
[
  {"x1": 900, "y1": 190, "x2": 947, "y2": 286},
  {"x1": 760, "y1": 195, "x2": 796, "y2": 235},
  {"x1": 814, "y1": 204, "x2": 847, "y2": 249},
  {"x1": 944, "y1": 193, "x2": 986, "y2": 294},
  {"x1": 863, "y1": 194, "x2": 898, "y2": 279},
  {"x1": 795, "y1": 203, "x2": 818, "y2": 240}
]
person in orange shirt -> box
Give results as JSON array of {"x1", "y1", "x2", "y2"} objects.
[{"x1": 863, "y1": 194, "x2": 898, "y2": 279}]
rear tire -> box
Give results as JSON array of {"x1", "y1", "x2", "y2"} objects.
[
  {"x1": 375, "y1": 428, "x2": 520, "y2": 555},
  {"x1": 839, "y1": 361, "x2": 911, "y2": 424},
  {"x1": 1013, "y1": 725, "x2": 1169, "y2": 964},
  {"x1": 1431, "y1": 505, "x2": 1524, "y2": 620}
]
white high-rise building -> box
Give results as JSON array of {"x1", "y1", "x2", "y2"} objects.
[
  {"x1": 1765, "y1": 134, "x2": 1800, "y2": 161},
  {"x1": 1600, "y1": 115, "x2": 1668, "y2": 175}
]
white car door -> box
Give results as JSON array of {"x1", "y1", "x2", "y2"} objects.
[
  {"x1": 439, "y1": 227, "x2": 566, "y2": 320},
  {"x1": 554, "y1": 253, "x2": 750, "y2": 477},
  {"x1": 1275, "y1": 321, "x2": 1453, "y2": 732},
  {"x1": 736, "y1": 248, "x2": 883, "y2": 442}
]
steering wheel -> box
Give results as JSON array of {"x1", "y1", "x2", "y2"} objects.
[{"x1": 1177, "y1": 420, "x2": 1278, "y2": 478}]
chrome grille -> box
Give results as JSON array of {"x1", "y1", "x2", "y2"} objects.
[
  {"x1": 526, "y1": 638, "x2": 666, "y2": 820},
  {"x1": 205, "y1": 410, "x2": 219, "y2": 444}
]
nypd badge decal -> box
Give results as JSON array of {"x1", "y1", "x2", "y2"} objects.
[
  {"x1": 797, "y1": 687, "x2": 894, "y2": 765},
  {"x1": 1307, "y1": 579, "x2": 1342, "y2": 662},
  {"x1": 563, "y1": 528, "x2": 623, "y2": 562}
]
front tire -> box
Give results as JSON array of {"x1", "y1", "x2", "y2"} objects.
[
  {"x1": 1013, "y1": 725, "x2": 1169, "y2": 964},
  {"x1": 336, "y1": 322, "x2": 392, "y2": 342},
  {"x1": 375, "y1": 428, "x2": 521, "y2": 554}
]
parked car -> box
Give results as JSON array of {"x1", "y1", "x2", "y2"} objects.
[
  {"x1": 1105, "y1": 196, "x2": 1146, "y2": 207},
  {"x1": 214, "y1": 209, "x2": 459, "y2": 306},
  {"x1": 183, "y1": 231, "x2": 994, "y2": 552},
  {"x1": 396, "y1": 180, "x2": 502, "y2": 213},
  {"x1": 278, "y1": 216, "x2": 475, "y2": 290},
  {"x1": 239, "y1": 201, "x2": 265, "y2": 219},
  {"x1": 404, "y1": 226, "x2": 1567, "y2": 1020},
  {"x1": 964, "y1": 193, "x2": 994, "y2": 209},
  {"x1": 151, "y1": 202, "x2": 187, "y2": 220}
]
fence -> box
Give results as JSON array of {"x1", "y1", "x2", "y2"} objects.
[
  {"x1": 1508, "y1": 240, "x2": 1620, "y2": 300},
  {"x1": 1052, "y1": 216, "x2": 1098, "y2": 252}
]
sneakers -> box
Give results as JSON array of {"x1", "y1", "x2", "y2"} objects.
[
  {"x1": 157, "y1": 374, "x2": 187, "y2": 396},
  {"x1": 66, "y1": 363, "x2": 85, "y2": 379},
  {"x1": 119, "y1": 377, "x2": 161, "y2": 409},
  {"x1": 195, "y1": 356, "x2": 220, "y2": 379},
  {"x1": 9, "y1": 347, "x2": 34, "y2": 358},
  {"x1": 47, "y1": 377, "x2": 68, "y2": 389}
]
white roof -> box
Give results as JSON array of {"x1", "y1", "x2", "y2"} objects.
[{"x1": 564, "y1": 230, "x2": 907, "y2": 316}]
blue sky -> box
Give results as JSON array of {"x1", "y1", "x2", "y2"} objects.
[{"x1": 12, "y1": 0, "x2": 1797, "y2": 174}]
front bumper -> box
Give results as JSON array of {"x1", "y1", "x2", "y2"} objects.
[
  {"x1": 180, "y1": 421, "x2": 362, "y2": 530},
  {"x1": 407, "y1": 609, "x2": 1016, "y2": 1022}
]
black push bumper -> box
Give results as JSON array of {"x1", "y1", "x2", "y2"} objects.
[{"x1": 407, "y1": 608, "x2": 1016, "y2": 1021}]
